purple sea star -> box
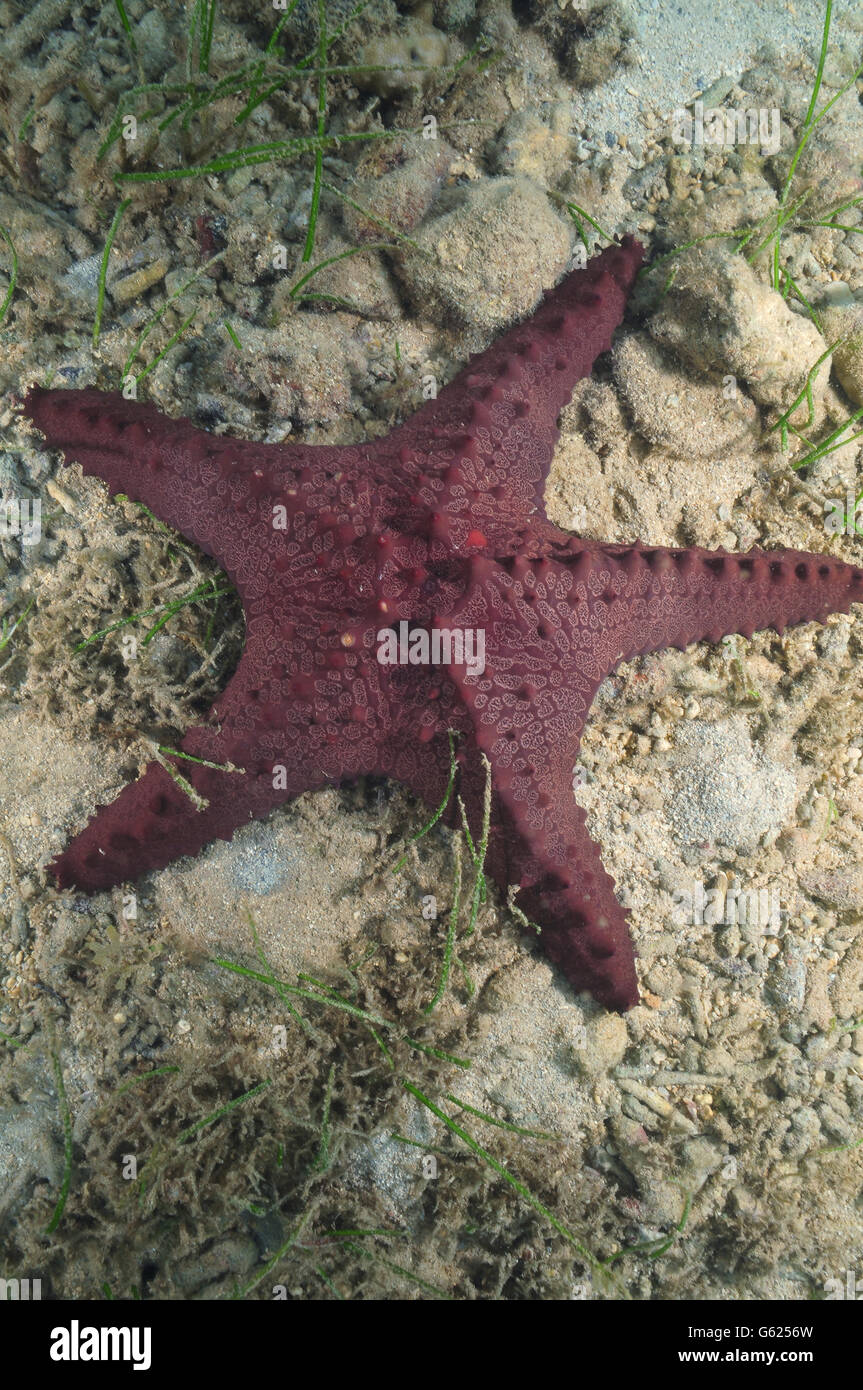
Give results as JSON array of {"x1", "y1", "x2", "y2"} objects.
[{"x1": 23, "y1": 237, "x2": 863, "y2": 1011}]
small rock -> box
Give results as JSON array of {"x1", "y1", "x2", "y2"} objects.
[
  {"x1": 342, "y1": 135, "x2": 456, "y2": 243},
  {"x1": 768, "y1": 942, "x2": 807, "y2": 1014},
  {"x1": 111, "y1": 257, "x2": 170, "y2": 306},
  {"x1": 650, "y1": 245, "x2": 829, "y2": 425},
  {"x1": 613, "y1": 332, "x2": 758, "y2": 455},
  {"x1": 492, "y1": 107, "x2": 574, "y2": 186},
  {"x1": 533, "y1": 0, "x2": 637, "y2": 86},
  {"x1": 574, "y1": 1010, "x2": 628, "y2": 1074},
  {"x1": 134, "y1": 9, "x2": 172, "y2": 81},
  {"x1": 818, "y1": 294, "x2": 863, "y2": 406},
  {"x1": 798, "y1": 866, "x2": 863, "y2": 911},
  {"x1": 357, "y1": 17, "x2": 450, "y2": 98},
  {"x1": 666, "y1": 716, "x2": 798, "y2": 857},
  {"x1": 393, "y1": 177, "x2": 571, "y2": 334}
]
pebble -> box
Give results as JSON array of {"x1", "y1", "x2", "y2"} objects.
[{"x1": 111, "y1": 257, "x2": 170, "y2": 306}]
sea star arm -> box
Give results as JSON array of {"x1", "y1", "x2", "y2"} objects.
[
  {"x1": 381, "y1": 237, "x2": 644, "y2": 547},
  {"x1": 498, "y1": 783, "x2": 639, "y2": 1013},
  {"x1": 50, "y1": 631, "x2": 384, "y2": 892},
  {"x1": 440, "y1": 554, "x2": 640, "y2": 1009},
  {"x1": 598, "y1": 542, "x2": 863, "y2": 660},
  {"x1": 51, "y1": 751, "x2": 289, "y2": 893},
  {"x1": 22, "y1": 385, "x2": 356, "y2": 600}
]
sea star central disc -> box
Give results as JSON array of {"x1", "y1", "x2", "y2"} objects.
[{"x1": 24, "y1": 237, "x2": 863, "y2": 1010}]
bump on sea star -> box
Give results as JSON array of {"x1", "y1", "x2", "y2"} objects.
[{"x1": 23, "y1": 236, "x2": 863, "y2": 1011}]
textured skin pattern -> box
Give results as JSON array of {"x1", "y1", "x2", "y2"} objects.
[{"x1": 24, "y1": 237, "x2": 863, "y2": 1011}]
